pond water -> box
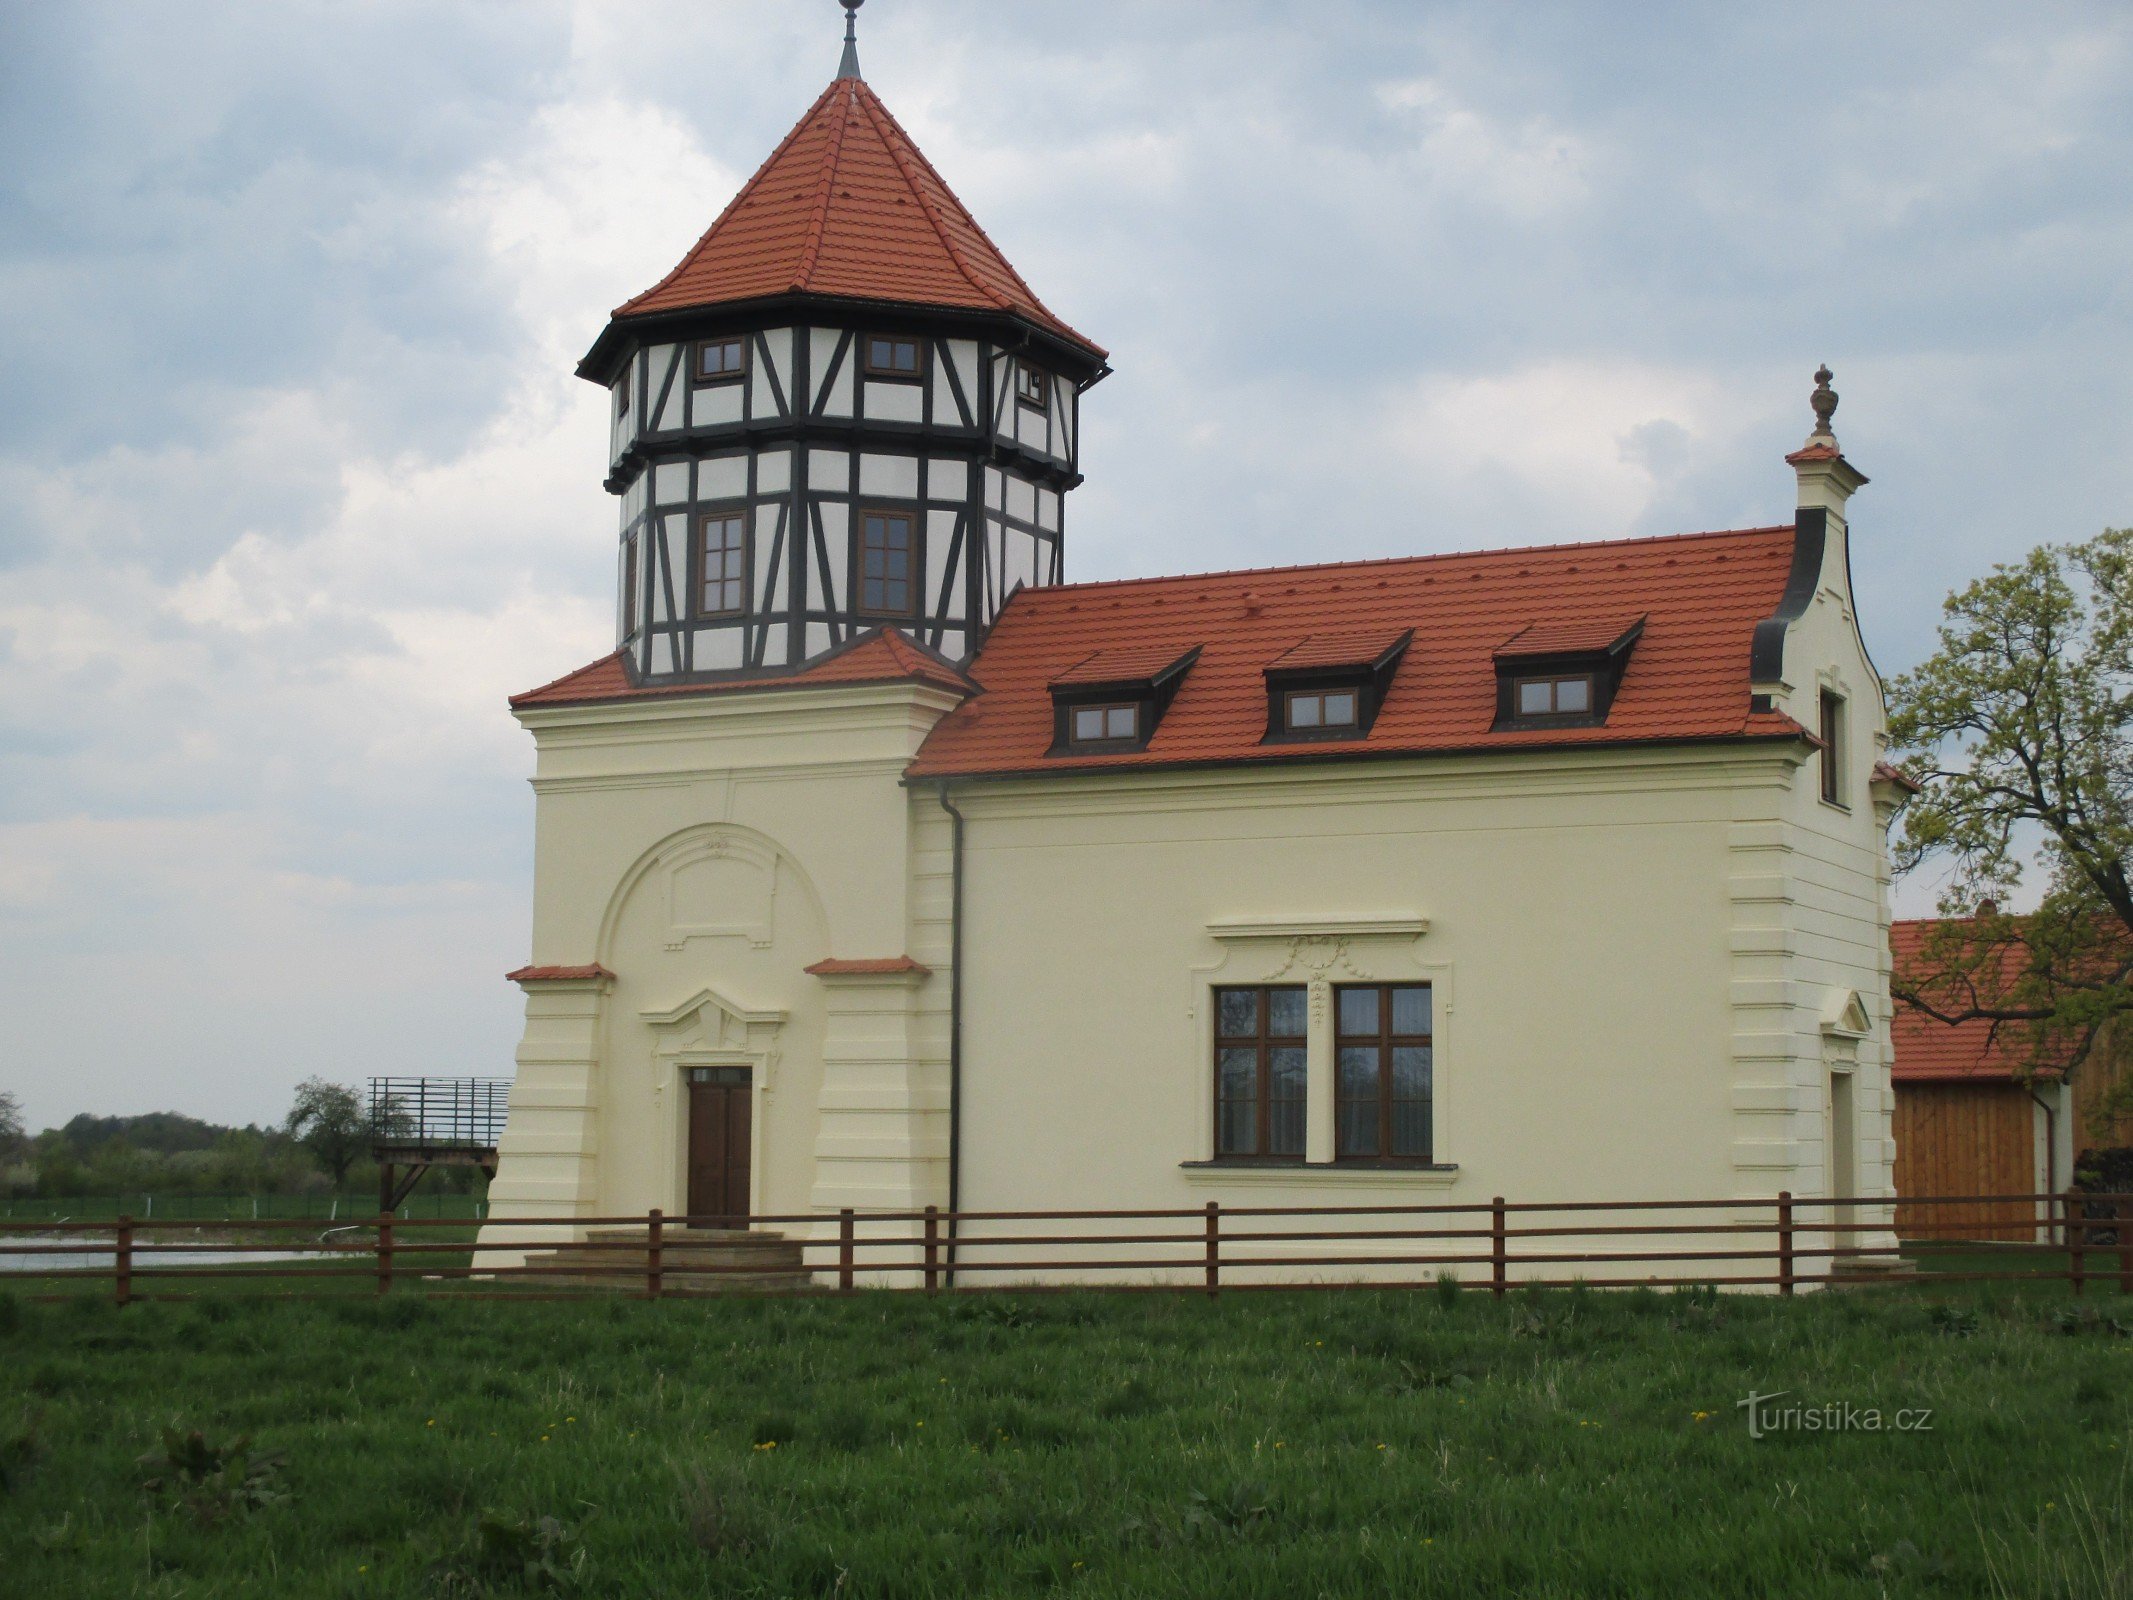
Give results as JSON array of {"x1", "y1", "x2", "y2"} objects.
[{"x1": 0, "y1": 1236, "x2": 326, "y2": 1274}]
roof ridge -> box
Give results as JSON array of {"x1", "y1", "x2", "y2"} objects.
[
  {"x1": 1025, "y1": 524, "x2": 1799, "y2": 600},
  {"x1": 793, "y1": 80, "x2": 858, "y2": 290},
  {"x1": 851, "y1": 82, "x2": 1015, "y2": 315},
  {"x1": 614, "y1": 80, "x2": 842, "y2": 318}
]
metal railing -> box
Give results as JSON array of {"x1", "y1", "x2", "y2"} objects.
[
  {"x1": 367, "y1": 1078, "x2": 510, "y2": 1150},
  {"x1": 0, "y1": 1189, "x2": 2121, "y2": 1303}
]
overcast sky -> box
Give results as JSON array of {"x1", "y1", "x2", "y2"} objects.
[{"x1": 2, "y1": 1, "x2": 2128, "y2": 1132}]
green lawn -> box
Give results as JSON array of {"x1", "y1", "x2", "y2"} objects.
[{"x1": 1, "y1": 1282, "x2": 2128, "y2": 1598}]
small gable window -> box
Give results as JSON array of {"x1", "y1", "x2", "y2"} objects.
[
  {"x1": 863, "y1": 334, "x2": 925, "y2": 380},
  {"x1": 1070, "y1": 703, "x2": 1140, "y2": 745},
  {"x1": 694, "y1": 336, "x2": 747, "y2": 385},
  {"x1": 1047, "y1": 645, "x2": 1200, "y2": 757},
  {"x1": 1514, "y1": 673, "x2": 1593, "y2": 719},
  {"x1": 1014, "y1": 361, "x2": 1049, "y2": 412}
]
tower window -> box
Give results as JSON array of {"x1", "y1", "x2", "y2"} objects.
[
  {"x1": 1069, "y1": 703, "x2": 1139, "y2": 746},
  {"x1": 862, "y1": 335, "x2": 924, "y2": 380},
  {"x1": 695, "y1": 512, "x2": 749, "y2": 619},
  {"x1": 857, "y1": 508, "x2": 919, "y2": 617},
  {"x1": 1819, "y1": 689, "x2": 1847, "y2": 807},
  {"x1": 1284, "y1": 688, "x2": 1359, "y2": 734},
  {"x1": 693, "y1": 337, "x2": 747, "y2": 385},
  {"x1": 1014, "y1": 361, "x2": 1049, "y2": 412},
  {"x1": 615, "y1": 378, "x2": 630, "y2": 421},
  {"x1": 1512, "y1": 674, "x2": 1594, "y2": 720}
]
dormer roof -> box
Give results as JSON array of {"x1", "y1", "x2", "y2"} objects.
[{"x1": 585, "y1": 75, "x2": 1103, "y2": 374}]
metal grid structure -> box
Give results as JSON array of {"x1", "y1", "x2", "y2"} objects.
[{"x1": 368, "y1": 1078, "x2": 511, "y2": 1151}]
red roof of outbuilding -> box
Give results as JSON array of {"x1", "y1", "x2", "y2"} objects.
[
  {"x1": 905, "y1": 525, "x2": 1808, "y2": 778},
  {"x1": 512, "y1": 627, "x2": 976, "y2": 710},
  {"x1": 1889, "y1": 919, "x2": 2062, "y2": 1083},
  {"x1": 610, "y1": 76, "x2": 1102, "y2": 359}
]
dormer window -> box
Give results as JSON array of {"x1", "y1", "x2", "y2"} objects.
[
  {"x1": 862, "y1": 334, "x2": 925, "y2": 380},
  {"x1": 1014, "y1": 361, "x2": 1049, "y2": 412},
  {"x1": 1493, "y1": 617, "x2": 1643, "y2": 729},
  {"x1": 1070, "y1": 703, "x2": 1140, "y2": 746},
  {"x1": 1047, "y1": 646, "x2": 1200, "y2": 756},
  {"x1": 1513, "y1": 673, "x2": 1593, "y2": 718},
  {"x1": 1284, "y1": 688, "x2": 1359, "y2": 732},
  {"x1": 1262, "y1": 630, "x2": 1411, "y2": 743},
  {"x1": 693, "y1": 336, "x2": 747, "y2": 385}
]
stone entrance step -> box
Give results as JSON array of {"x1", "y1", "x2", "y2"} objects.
[{"x1": 519, "y1": 1226, "x2": 816, "y2": 1294}]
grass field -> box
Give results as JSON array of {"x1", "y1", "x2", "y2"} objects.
[{"x1": 1, "y1": 1280, "x2": 2128, "y2": 1598}]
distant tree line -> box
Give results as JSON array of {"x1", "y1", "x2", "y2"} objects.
[{"x1": 0, "y1": 1079, "x2": 484, "y2": 1200}]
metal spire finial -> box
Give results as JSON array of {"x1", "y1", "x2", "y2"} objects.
[
  {"x1": 838, "y1": 0, "x2": 864, "y2": 80},
  {"x1": 1809, "y1": 363, "x2": 1838, "y2": 437}
]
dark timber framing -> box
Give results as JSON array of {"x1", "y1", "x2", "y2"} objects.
[{"x1": 589, "y1": 297, "x2": 1104, "y2": 678}]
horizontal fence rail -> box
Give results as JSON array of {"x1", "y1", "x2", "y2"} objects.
[{"x1": 0, "y1": 1190, "x2": 2123, "y2": 1304}]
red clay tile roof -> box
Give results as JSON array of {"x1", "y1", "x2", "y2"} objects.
[
  {"x1": 1267, "y1": 629, "x2": 1411, "y2": 672},
  {"x1": 1873, "y1": 759, "x2": 1924, "y2": 794},
  {"x1": 907, "y1": 525, "x2": 1809, "y2": 778},
  {"x1": 506, "y1": 964, "x2": 614, "y2": 984},
  {"x1": 511, "y1": 628, "x2": 976, "y2": 710},
  {"x1": 610, "y1": 76, "x2": 1102, "y2": 360},
  {"x1": 804, "y1": 956, "x2": 932, "y2": 977},
  {"x1": 1890, "y1": 920, "x2": 2062, "y2": 1083}
]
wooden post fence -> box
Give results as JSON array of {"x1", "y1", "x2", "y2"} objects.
[
  {"x1": 838, "y1": 1207, "x2": 855, "y2": 1293},
  {"x1": 114, "y1": 1214, "x2": 133, "y2": 1307},
  {"x1": 1204, "y1": 1202, "x2": 1220, "y2": 1298},
  {"x1": 922, "y1": 1205, "x2": 939, "y2": 1293},
  {"x1": 2066, "y1": 1188, "x2": 2086, "y2": 1297},
  {"x1": 1490, "y1": 1197, "x2": 1507, "y2": 1297},
  {"x1": 2119, "y1": 1198, "x2": 2131, "y2": 1297},
  {"x1": 647, "y1": 1208, "x2": 664, "y2": 1300},
  {"x1": 377, "y1": 1214, "x2": 394, "y2": 1296},
  {"x1": 1777, "y1": 1191, "x2": 1795, "y2": 1297}
]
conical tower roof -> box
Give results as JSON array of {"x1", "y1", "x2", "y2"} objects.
[{"x1": 599, "y1": 76, "x2": 1103, "y2": 362}]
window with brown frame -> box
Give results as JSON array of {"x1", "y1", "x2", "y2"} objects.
[
  {"x1": 622, "y1": 534, "x2": 639, "y2": 636},
  {"x1": 1284, "y1": 687, "x2": 1360, "y2": 734},
  {"x1": 1014, "y1": 361, "x2": 1049, "y2": 412},
  {"x1": 1068, "y1": 703, "x2": 1139, "y2": 746},
  {"x1": 861, "y1": 334, "x2": 924, "y2": 380},
  {"x1": 856, "y1": 507, "x2": 919, "y2": 617},
  {"x1": 615, "y1": 376, "x2": 630, "y2": 420},
  {"x1": 1334, "y1": 984, "x2": 1433, "y2": 1161},
  {"x1": 1214, "y1": 986, "x2": 1307, "y2": 1158},
  {"x1": 1820, "y1": 689, "x2": 1846, "y2": 806},
  {"x1": 1512, "y1": 673, "x2": 1594, "y2": 720},
  {"x1": 695, "y1": 511, "x2": 748, "y2": 618},
  {"x1": 693, "y1": 336, "x2": 747, "y2": 385}
]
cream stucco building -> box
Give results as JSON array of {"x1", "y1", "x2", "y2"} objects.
[{"x1": 477, "y1": 30, "x2": 1907, "y2": 1286}]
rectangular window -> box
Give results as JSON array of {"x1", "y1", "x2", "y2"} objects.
[
  {"x1": 1285, "y1": 688, "x2": 1359, "y2": 733},
  {"x1": 1069, "y1": 703, "x2": 1139, "y2": 745},
  {"x1": 693, "y1": 336, "x2": 747, "y2": 385},
  {"x1": 1820, "y1": 689, "x2": 1846, "y2": 806},
  {"x1": 622, "y1": 534, "x2": 639, "y2": 636},
  {"x1": 857, "y1": 508, "x2": 918, "y2": 617},
  {"x1": 862, "y1": 334, "x2": 924, "y2": 380},
  {"x1": 1334, "y1": 983, "x2": 1433, "y2": 1161},
  {"x1": 616, "y1": 377, "x2": 630, "y2": 420},
  {"x1": 1014, "y1": 361, "x2": 1049, "y2": 411},
  {"x1": 695, "y1": 511, "x2": 748, "y2": 619},
  {"x1": 1214, "y1": 986, "x2": 1308, "y2": 1158},
  {"x1": 1513, "y1": 674, "x2": 1594, "y2": 719}
]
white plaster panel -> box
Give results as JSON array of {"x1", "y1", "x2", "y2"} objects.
[
  {"x1": 757, "y1": 447, "x2": 791, "y2": 495},
  {"x1": 695, "y1": 627, "x2": 744, "y2": 672},
  {"x1": 809, "y1": 448, "x2": 851, "y2": 491},
  {"x1": 859, "y1": 453, "x2": 919, "y2": 498},
  {"x1": 864, "y1": 381, "x2": 923, "y2": 424},
  {"x1": 694, "y1": 384, "x2": 744, "y2": 428},
  {"x1": 653, "y1": 462, "x2": 690, "y2": 506},
  {"x1": 699, "y1": 455, "x2": 748, "y2": 501}
]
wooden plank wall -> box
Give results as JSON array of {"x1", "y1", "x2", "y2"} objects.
[
  {"x1": 2074, "y1": 1059, "x2": 2133, "y2": 1150},
  {"x1": 1893, "y1": 1082, "x2": 2037, "y2": 1241}
]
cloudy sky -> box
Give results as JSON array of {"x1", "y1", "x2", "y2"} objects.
[{"x1": 2, "y1": 1, "x2": 2128, "y2": 1131}]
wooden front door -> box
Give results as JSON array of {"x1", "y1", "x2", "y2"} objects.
[{"x1": 686, "y1": 1066, "x2": 752, "y2": 1224}]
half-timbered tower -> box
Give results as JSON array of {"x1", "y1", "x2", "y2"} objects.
[{"x1": 579, "y1": 18, "x2": 1106, "y2": 678}]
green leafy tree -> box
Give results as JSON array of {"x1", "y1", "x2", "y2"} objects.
[
  {"x1": 0, "y1": 1091, "x2": 23, "y2": 1156},
  {"x1": 284, "y1": 1079, "x2": 370, "y2": 1188},
  {"x1": 1888, "y1": 526, "x2": 2133, "y2": 1122}
]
